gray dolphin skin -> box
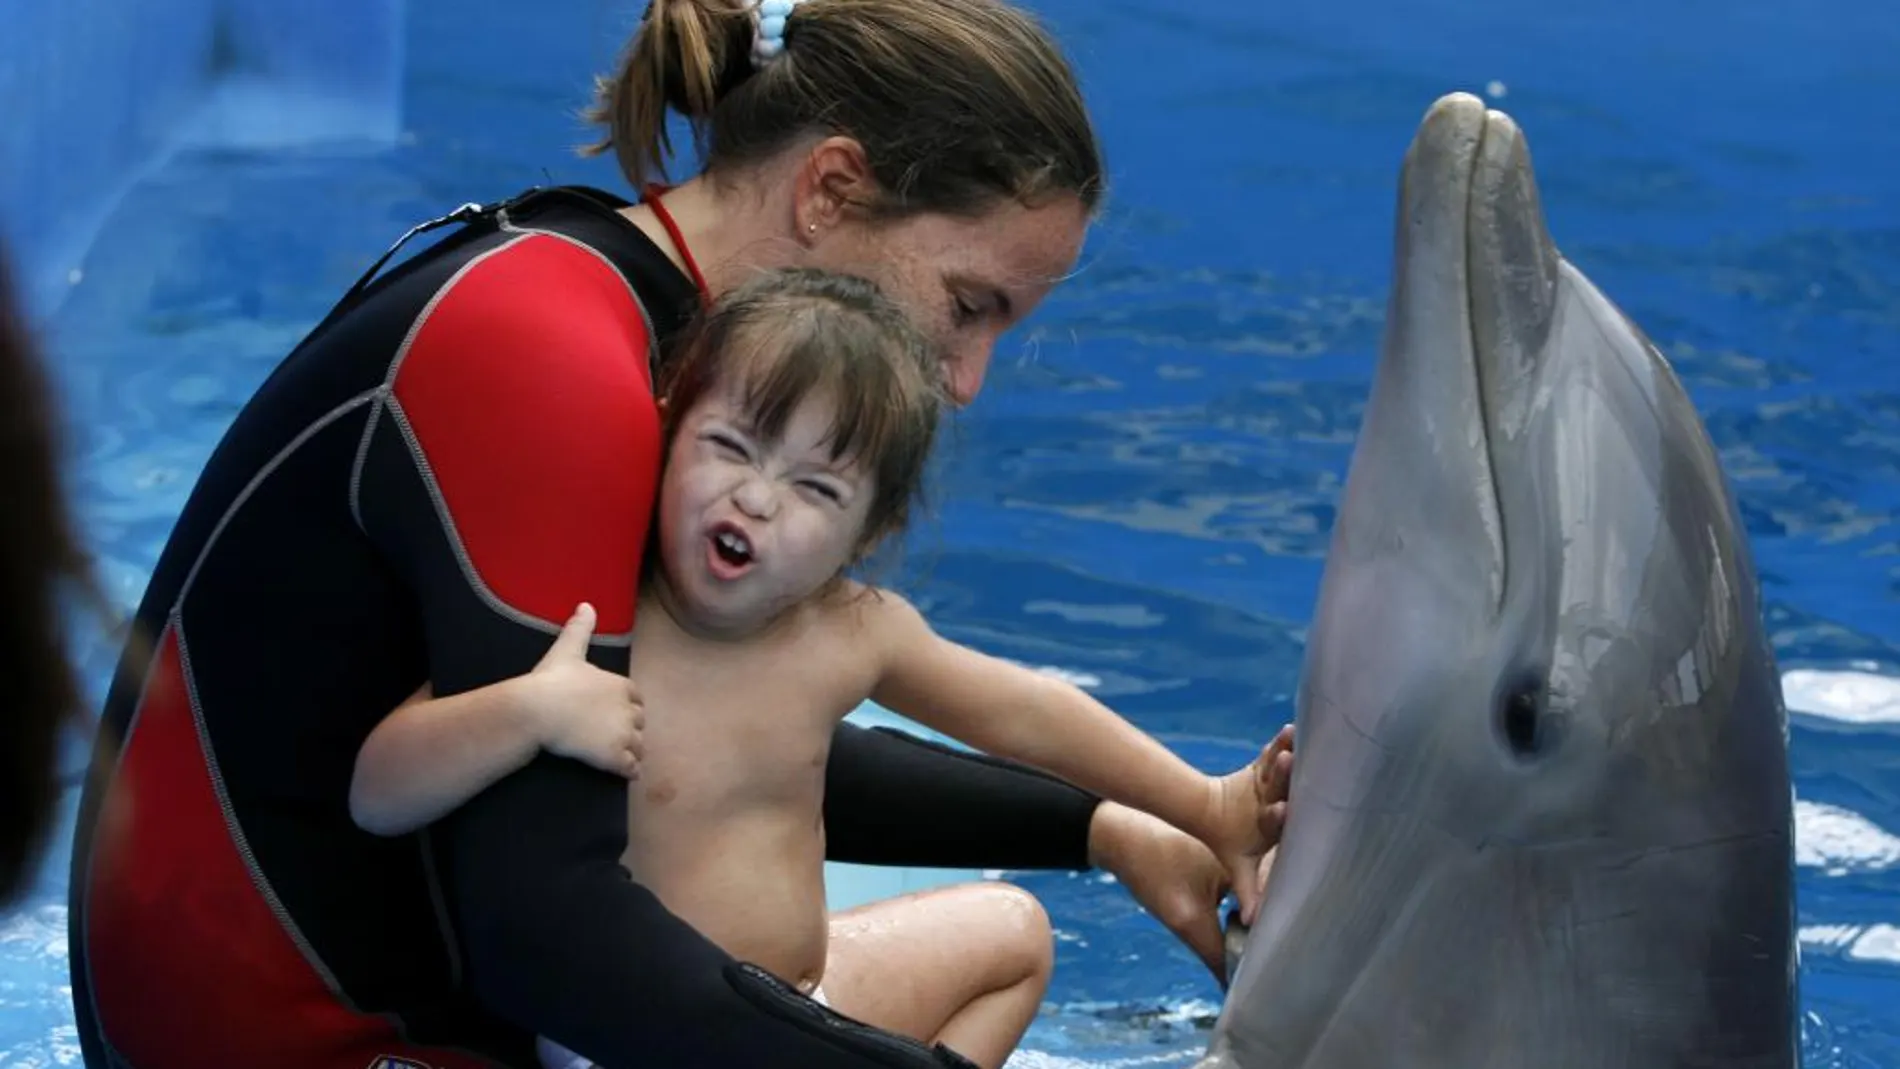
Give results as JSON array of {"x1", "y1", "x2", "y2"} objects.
[{"x1": 1196, "y1": 92, "x2": 1798, "y2": 1068}]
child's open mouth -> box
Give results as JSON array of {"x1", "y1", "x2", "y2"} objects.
[{"x1": 707, "y1": 523, "x2": 755, "y2": 580}]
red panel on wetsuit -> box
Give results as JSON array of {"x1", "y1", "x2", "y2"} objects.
[
  {"x1": 82, "y1": 624, "x2": 492, "y2": 1069},
  {"x1": 391, "y1": 234, "x2": 662, "y2": 636}
]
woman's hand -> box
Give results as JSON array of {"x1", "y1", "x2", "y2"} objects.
[
  {"x1": 1203, "y1": 724, "x2": 1295, "y2": 925},
  {"x1": 1086, "y1": 726, "x2": 1295, "y2": 980},
  {"x1": 520, "y1": 603, "x2": 646, "y2": 779},
  {"x1": 1086, "y1": 802, "x2": 1229, "y2": 979}
]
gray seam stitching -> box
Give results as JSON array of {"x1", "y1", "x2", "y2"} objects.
[
  {"x1": 180, "y1": 392, "x2": 381, "y2": 601},
  {"x1": 497, "y1": 212, "x2": 662, "y2": 385},
  {"x1": 174, "y1": 619, "x2": 357, "y2": 1004},
  {"x1": 382, "y1": 396, "x2": 635, "y2": 646},
  {"x1": 351, "y1": 234, "x2": 534, "y2": 533}
]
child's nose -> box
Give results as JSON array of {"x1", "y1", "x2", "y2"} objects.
[{"x1": 731, "y1": 477, "x2": 778, "y2": 520}]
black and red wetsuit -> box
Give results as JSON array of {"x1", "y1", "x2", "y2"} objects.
[{"x1": 66, "y1": 186, "x2": 1103, "y2": 1069}]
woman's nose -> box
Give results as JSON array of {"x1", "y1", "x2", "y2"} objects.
[{"x1": 942, "y1": 338, "x2": 995, "y2": 406}]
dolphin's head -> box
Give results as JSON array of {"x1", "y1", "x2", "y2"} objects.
[{"x1": 1202, "y1": 93, "x2": 1797, "y2": 1069}]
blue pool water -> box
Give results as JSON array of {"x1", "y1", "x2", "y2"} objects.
[{"x1": 6, "y1": 0, "x2": 1900, "y2": 1065}]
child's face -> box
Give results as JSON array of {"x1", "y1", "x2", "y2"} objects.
[{"x1": 655, "y1": 379, "x2": 876, "y2": 637}]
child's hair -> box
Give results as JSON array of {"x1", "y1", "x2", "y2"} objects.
[
  {"x1": 584, "y1": 0, "x2": 1104, "y2": 220},
  {"x1": 659, "y1": 266, "x2": 945, "y2": 561}
]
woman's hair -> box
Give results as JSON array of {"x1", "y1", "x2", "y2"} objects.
[
  {"x1": 660, "y1": 266, "x2": 945, "y2": 559},
  {"x1": 0, "y1": 244, "x2": 97, "y2": 904},
  {"x1": 585, "y1": 0, "x2": 1105, "y2": 219}
]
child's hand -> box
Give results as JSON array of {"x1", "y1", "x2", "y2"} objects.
[
  {"x1": 521, "y1": 602, "x2": 645, "y2": 779},
  {"x1": 1203, "y1": 723, "x2": 1295, "y2": 926}
]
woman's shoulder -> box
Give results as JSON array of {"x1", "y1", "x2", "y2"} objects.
[
  {"x1": 444, "y1": 230, "x2": 651, "y2": 329},
  {"x1": 400, "y1": 229, "x2": 671, "y2": 406}
]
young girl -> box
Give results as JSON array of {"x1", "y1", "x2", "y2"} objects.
[{"x1": 350, "y1": 267, "x2": 1293, "y2": 1069}]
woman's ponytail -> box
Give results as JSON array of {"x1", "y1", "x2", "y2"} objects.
[{"x1": 583, "y1": 0, "x2": 755, "y2": 185}]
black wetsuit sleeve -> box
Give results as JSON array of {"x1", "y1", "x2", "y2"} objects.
[
  {"x1": 824, "y1": 723, "x2": 1103, "y2": 871},
  {"x1": 353, "y1": 265, "x2": 982, "y2": 1068}
]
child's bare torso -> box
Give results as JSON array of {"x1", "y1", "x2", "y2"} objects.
[{"x1": 622, "y1": 588, "x2": 883, "y2": 991}]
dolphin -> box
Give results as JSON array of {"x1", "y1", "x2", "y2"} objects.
[{"x1": 1197, "y1": 92, "x2": 1798, "y2": 1068}]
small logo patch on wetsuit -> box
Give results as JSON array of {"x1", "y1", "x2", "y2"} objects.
[{"x1": 367, "y1": 1058, "x2": 436, "y2": 1069}]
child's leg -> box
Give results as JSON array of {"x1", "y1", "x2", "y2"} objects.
[{"x1": 816, "y1": 882, "x2": 1054, "y2": 1069}]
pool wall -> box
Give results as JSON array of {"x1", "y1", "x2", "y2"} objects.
[{"x1": 2, "y1": 0, "x2": 405, "y2": 320}]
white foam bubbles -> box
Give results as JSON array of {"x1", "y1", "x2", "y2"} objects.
[
  {"x1": 1795, "y1": 801, "x2": 1900, "y2": 875},
  {"x1": 0, "y1": 906, "x2": 68, "y2": 967},
  {"x1": 1799, "y1": 924, "x2": 1900, "y2": 967},
  {"x1": 1783, "y1": 667, "x2": 1900, "y2": 725}
]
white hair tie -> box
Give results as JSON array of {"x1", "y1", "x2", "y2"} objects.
[{"x1": 750, "y1": 0, "x2": 808, "y2": 69}]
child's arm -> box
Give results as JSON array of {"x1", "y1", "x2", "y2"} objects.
[
  {"x1": 866, "y1": 594, "x2": 1261, "y2": 881},
  {"x1": 350, "y1": 603, "x2": 645, "y2": 837},
  {"x1": 351, "y1": 677, "x2": 546, "y2": 836}
]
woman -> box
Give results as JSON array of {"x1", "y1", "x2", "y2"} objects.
[{"x1": 67, "y1": 2, "x2": 1288, "y2": 1067}]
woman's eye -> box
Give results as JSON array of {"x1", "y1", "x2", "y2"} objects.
[
  {"x1": 709, "y1": 433, "x2": 749, "y2": 459},
  {"x1": 802, "y1": 480, "x2": 843, "y2": 504},
  {"x1": 951, "y1": 295, "x2": 981, "y2": 325}
]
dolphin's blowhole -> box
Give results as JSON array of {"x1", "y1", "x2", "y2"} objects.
[{"x1": 1497, "y1": 681, "x2": 1547, "y2": 760}]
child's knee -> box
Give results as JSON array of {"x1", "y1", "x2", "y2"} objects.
[{"x1": 980, "y1": 883, "x2": 1054, "y2": 980}]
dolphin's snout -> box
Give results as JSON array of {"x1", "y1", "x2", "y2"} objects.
[
  {"x1": 1398, "y1": 93, "x2": 1487, "y2": 254},
  {"x1": 1467, "y1": 108, "x2": 1561, "y2": 442},
  {"x1": 1416, "y1": 91, "x2": 1489, "y2": 154}
]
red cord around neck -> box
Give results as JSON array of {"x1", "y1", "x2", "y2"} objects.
[{"x1": 642, "y1": 183, "x2": 711, "y2": 308}]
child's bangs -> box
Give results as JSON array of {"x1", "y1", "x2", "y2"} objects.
[{"x1": 731, "y1": 317, "x2": 912, "y2": 471}]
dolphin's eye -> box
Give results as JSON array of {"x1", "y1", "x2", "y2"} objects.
[{"x1": 1498, "y1": 682, "x2": 1548, "y2": 759}]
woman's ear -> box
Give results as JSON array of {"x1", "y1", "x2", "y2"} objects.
[{"x1": 794, "y1": 135, "x2": 876, "y2": 237}]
